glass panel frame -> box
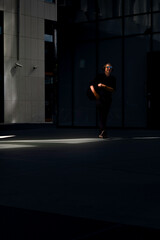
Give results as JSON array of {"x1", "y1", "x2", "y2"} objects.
[
  {"x1": 124, "y1": 35, "x2": 150, "y2": 127},
  {"x1": 45, "y1": 0, "x2": 55, "y2": 3},
  {"x1": 74, "y1": 22, "x2": 96, "y2": 41},
  {"x1": 153, "y1": 34, "x2": 160, "y2": 51},
  {"x1": 153, "y1": 0, "x2": 160, "y2": 11},
  {"x1": 74, "y1": 0, "x2": 97, "y2": 22},
  {"x1": 124, "y1": 14, "x2": 151, "y2": 36},
  {"x1": 73, "y1": 42, "x2": 97, "y2": 126},
  {"x1": 153, "y1": 13, "x2": 160, "y2": 33},
  {"x1": 98, "y1": 18, "x2": 122, "y2": 39},
  {"x1": 98, "y1": 0, "x2": 122, "y2": 19}
]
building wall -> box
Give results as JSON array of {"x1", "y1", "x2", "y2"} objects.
[{"x1": 0, "y1": 0, "x2": 57, "y2": 123}]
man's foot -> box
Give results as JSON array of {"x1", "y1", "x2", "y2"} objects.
[{"x1": 99, "y1": 130, "x2": 107, "y2": 138}]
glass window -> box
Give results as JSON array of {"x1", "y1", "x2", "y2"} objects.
[
  {"x1": 74, "y1": 22, "x2": 96, "y2": 41},
  {"x1": 45, "y1": 34, "x2": 53, "y2": 42},
  {"x1": 45, "y1": 76, "x2": 56, "y2": 122},
  {"x1": 45, "y1": 0, "x2": 55, "y2": 3},
  {"x1": 124, "y1": 0, "x2": 151, "y2": 15},
  {"x1": 153, "y1": 34, "x2": 160, "y2": 51},
  {"x1": 74, "y1": 10, "x2": 88, "y2": 23},
  {"x1": 0, "y1": 26, "x2": 2, "y2": 35},
  {"x1": 74, "y1": 0, "x2": 96, "y2": 22},
  {"x1": 58, "y1": 55, "x2": 73, "y2": 126},
  {"x1": 73, "y1": 42, "x2": 97, "y2": 126},
  {"x1": 153, "y1": 0, "x2": 160, "y2": 11},
  {"x1": 124, "y1": 35, "x2": 150, "y2": 127},
  {"x1": 98, "y1": 0, "x2": 122, "y2": 19},
  {"x1": 153, "y1": 13, "x2": 160, "y2": 33},
  {"x1": 124, "y1": 14, "x2": 151, "y2": 35},
  {"x1": 98, "y1": 19, "x2": 122, "y2": 39},
  {"x1": 57, "y1": 19, "x2": 73, "y2": 126}
]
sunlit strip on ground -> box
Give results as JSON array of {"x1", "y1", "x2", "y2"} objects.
[
  {"x1": 1, "y1": 136, "x2": 160, "y2": 144},
  {"x1": 0, "y1": 136, "x2": 160, "y2": 149},
  {"x1": 0, "y1": 144, "x2": 36, "y2": 149},
  {"x1": 133, "y1": 136, "x2": 160, "y2": 140},
  {"x1": 0, "y1": 138, "x2": 105, "y2": 145},
  {"x1": 0, "y1": 135, "x2": 16, "y2": 139},
  {"x1": 0, "y1": 138, "x2": 105, "y2": 149},
  {"x1": 12, "y1": 136, "x2": 160, "y2": 141}
]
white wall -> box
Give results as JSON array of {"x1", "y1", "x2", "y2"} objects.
[{"x1": 1, "y1": 0, "x2": 57, "y2": 123}]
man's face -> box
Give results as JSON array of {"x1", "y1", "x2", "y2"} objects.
[{"x1": 105, "y1": 64, "x2": 113, "y2": 75}]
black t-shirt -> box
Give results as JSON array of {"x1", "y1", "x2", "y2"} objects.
[{"x1": 90, "y1": 73, "x2": 116, "y2": 102}]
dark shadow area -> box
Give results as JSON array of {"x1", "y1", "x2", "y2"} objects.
[
  {"x1": 147, "y1": 51, "x2": 160, "y2": 129},
  {"x1": 0, "y1": 123, "x2": 56, "y2": 131},
  {"x1": 0, "y1": 205, "x2": 160, "y2": 240}
]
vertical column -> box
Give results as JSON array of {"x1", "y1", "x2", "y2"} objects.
[
  {"x1": 122, "y1": 0, "x2": 125, "y2": 128},
  {"x1": 0, "y1": 11, "x2": 4, "y2": 123},
  {"x1": 17, "y1": 0, "x2": 20, "y2": 61}
]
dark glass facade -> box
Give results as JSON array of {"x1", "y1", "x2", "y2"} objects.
[
  {"x1": 45, "y1": 0, "x2": 55, "y2": 3},
  {"x1": 57, "y1": 0, "x2": 160, "y2": 128}
]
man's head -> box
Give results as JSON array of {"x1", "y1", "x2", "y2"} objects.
[{"x1": 104, "y1": 63, "x2": 113, "y2": 76}]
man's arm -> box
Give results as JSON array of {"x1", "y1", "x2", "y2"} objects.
[
  {"x1": 90, "y1": 85, "x2": 100, "y2": 100},
  {"x1": 98, "y1": 83, "x2": 114, "y2": 92}
]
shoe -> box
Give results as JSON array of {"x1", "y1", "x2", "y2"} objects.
[{"x1": 99, "y1": 130, "x2": 107, "y2": 138}]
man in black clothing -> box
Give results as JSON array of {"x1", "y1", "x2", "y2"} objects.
[{"x1": 90, "y1": 62, "x2": 116, "y2": 138}]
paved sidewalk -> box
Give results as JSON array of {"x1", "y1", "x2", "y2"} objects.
[{"x1": 1, "y1": 125, "x2": 160, "y2": 239}]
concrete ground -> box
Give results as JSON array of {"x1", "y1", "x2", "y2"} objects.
[{"x1": 0, "y1": 124, "x2": 160, "y2": 239}]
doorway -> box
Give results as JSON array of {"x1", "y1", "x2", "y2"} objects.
[
  {"x1": 147, "y1": 52, "x2": 160, "y2": 128},
  {"x1": 45, "y1": 20, "x2": 57, "y2": 123}
]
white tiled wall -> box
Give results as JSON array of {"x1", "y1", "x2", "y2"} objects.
[
  {"x1": 3, "y1": 0, "x2": 57, "y2": 123},
  {"x1": 0, "y1": 1, "x2": 4, "y2": 11}
]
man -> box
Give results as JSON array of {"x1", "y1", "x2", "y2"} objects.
[{"x1": 90, "y1": 62, "x2": 116, "y2": 138}]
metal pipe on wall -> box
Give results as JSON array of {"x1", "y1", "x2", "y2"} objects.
[{"x1": 17, "y1": 0, "x2": 20, "y2": 60}]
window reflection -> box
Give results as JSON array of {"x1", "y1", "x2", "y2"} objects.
[
  {"x1": 153, "y1": 13, "x2": 160, "y2": 32},
  {"x1": 45, "y1": 0, "x2": 55, "y2": 3},
  {"x1": 124, "y1": 0, "x2": 151, "y2": 15},
  {"x1": 124, "y1": 36, "x2": 149, "y2": 127},
  {"x1": 153, "y1": 34, "x2": 160, "y2": 51},
  {"x1": 153, "y1": 0, "x2": 160, "y2": 11},
  {"x1": 98, "y1": 0, "x2": 122, "y2": 19},
  {"x1": 45, "y1": 34, "x2": 53, "y2": 42},
  {"x1": 73, "y1": 0, "x2": 122, "y2": 22},
  {"x1": 125, "y1": 14, "x2": 151, "y2": 35},
  {"x1": 74, "y1": 22, "x2": 96, "y2": 41},
  {"x1": 74, "y1": 0, "x2": 97, "y2": 22},
  {"x1": 99, "y1": 19, "x2": 122, "y2": 38}
]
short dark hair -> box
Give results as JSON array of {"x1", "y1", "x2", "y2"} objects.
[{"x1": 103, "y1": 62, "x2": 113, "y2": 70}]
